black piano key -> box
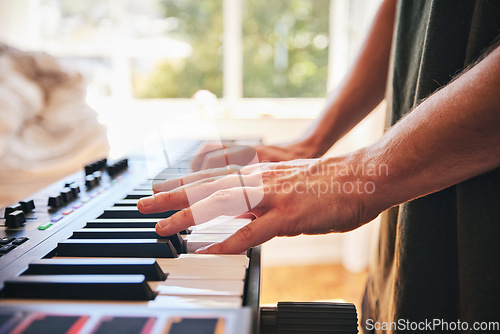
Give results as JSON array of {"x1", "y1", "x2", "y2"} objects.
[
  {"x1": 71, "y1": 228, "x2": 185, "y2": 253},
  {"x1": 124, "y1": 191, "x2": 153, "y2": 200},
  {"x1": 3, "y1": 274, "x2": 156, "y2": 301},
  {"x1": 85, "y1": 219, "x2": 159, "y2": 228},
  {"x1": 57, "y1": 239, "x2": 177, "y2": 258},
  {"x1": 98, "y1": 207, "x2": 177, "y2": 219},
  {"x1": 24, "y1": 258, "x2": 166, "y2": 281},
  {"x1": 72, "y1": 228, "x2": 161, "y2": 239},
  {"x1": 84, "y1": 219, "x2": 191, "y2": 234},
  {"x1": 113, "y1": 199, "x2": 139, "y2": 206}
]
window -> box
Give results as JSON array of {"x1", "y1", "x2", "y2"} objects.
[{"x1": 0, "y1": 0, "x2": 380, "y2": 117}]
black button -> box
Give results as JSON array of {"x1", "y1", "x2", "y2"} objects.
[
  {"x1": 70, "y1": 184, "x2": 81, "y2": 197},
  {"x1": 12, "y1": 237, "x2": 29, "y2": 245},
  {"x1": 0, "y1": 244, "x2": 16, "y2": 254},
  {"x1": 0, "y1": 237, "x2": 15, "y2": 245},
  {"x1": 93, "y1": 171, "x2": 102, "y2": 183},
  {"x1": 4, "y1": 204, "x2": 23, "y2": 218},
  {"x1": 48, "y1": 194, "x2": 63, "y2": 208},
  {"x1": 20, "y1": 200, "x2": 36, "y2": 213},
  {"x1": 60, "y1": 188, "x2": 73, "y2": 203},
  {"x1": 85, "y1": 175, "x2": 96, "y2": 189},
  {"x1": 5, "y1": 210, "x2": 26, "y2": 228}
]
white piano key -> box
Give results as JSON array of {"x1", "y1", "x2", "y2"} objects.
[
  {"x1": 156, "y1": 254, "x2": 249, "y2": 268},
  {"x1": 190, "y1": 216, "x2": 251, "y2": 229},
  {"x1": 159, "y1": 265, "x2": 246, "y2": 280},
  {"x1": 113, "y1": 199, "x2": 140, "y2": 205},
  {"x1": 87, "y1": 219, "x2": 160, "y2": 223},
  {"x1": 152, "y1": 279, "x2": 244, "y2": 296},
  {"x1": 128, "y1": 190, "x2": 154, "y2": 196},
  {"x1": 189, "y1": 224, "x2": 245, "y2": 234},
  {"x1": 149, "y1": 295, "x2": 242, "y2": 309},
  {"x1": 183, "y1": 234, "x2": 232, "y2": 253}
]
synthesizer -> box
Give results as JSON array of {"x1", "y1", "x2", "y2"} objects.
[{"x1": 0, "y1": 141, "x2": 260, "y2": 334}]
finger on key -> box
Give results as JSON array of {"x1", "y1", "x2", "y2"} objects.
[
  {"x1": 155, "y1": 187, "x2": 258, "y2": 236},
  {"x1": 137, "y1": 190, "x2": 189, "y2": 213},
  {"x1": 153, "y1": 165, "x2": 241, "y2": 193},
  {"x1": 195, "y1": 213, "x2": 279, "y2": 254}
]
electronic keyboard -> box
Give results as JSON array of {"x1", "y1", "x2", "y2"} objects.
[{"x1": 0, "y1": 141, "x2": 260, "y2": 334}]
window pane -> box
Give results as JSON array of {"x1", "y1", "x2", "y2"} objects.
[
  {"x1": 133, "y1": 0, "x2": 223, "y2": 98},
  {"x1": 243, "y1": 0, "x2": 329, "y2": 98}
]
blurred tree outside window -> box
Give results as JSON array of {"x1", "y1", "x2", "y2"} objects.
[
  {"x1": 133, "y1": 0, "x2": 223, "y2": 98},
  {"x1": 134, "y1": 0, "x2": 329, "y2": 98},
  {"x1": 242, "y1": 0, "x2": 329, "y2": 98},
  {"x1": 31, "y1": 0, "x2": 374, "y2": 102}
]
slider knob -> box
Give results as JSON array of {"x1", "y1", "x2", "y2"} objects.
[
  {"x1": 19, "y1": 200, "x2": 35, "y2": 213},
  {"x1": 48, "y1": 195, "x2": 63, "y2": 208},
  {"x1": 60, "y1": 188, "x2": 73, "y2": 203},
  {"x1": 5, "y1": 210, "x2": 26, "y2": 228},
  {"x1": 85, "y1": 175, "x2": 96, "y2": 189},
  {"x1": 4, "y1": 204, "x2": 22, "y2": 218}
]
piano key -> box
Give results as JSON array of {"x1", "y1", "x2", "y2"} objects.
[
  {"x1": 72, "y1": 227, "x2": 162, "y2": 239},
  {"x1": 157, "y1": 265, "x2": 246, "y2": 280},
  {"x1": 182, "y1": 234, "x2": 232, "y2": 253},
  {"x1": 149, "y1": 295, "x2": 242, "y2": 309},
  {"x1": 98, "y1": 207, "x2": 177, "y2": 219},
  {"x1": 188, "y1": 216, "x2": 251, "y2": 233},
  {"x1": 156, "y1": 254, "x2": 249, "y2": 268},
  {"x1": 113, "y1": 199, "x2": 140, "y2": 206},
  {"x1": 189, "y1": 224, "x2": 245, "y2": 234},
  {"x1": 23, "y1": 258, "x2": 166, "y2": 281},
  {"x1": 153, "y1": 279, "x2": 244, "y2": 297},
  {"x1": 71, "y1": 229, "x2": 185, "y2": 253},
  {"x1": 85, "y1": 219, "x2": 159, "y2": 228},
  {"x1": 192, "y1": 216, "x2": 251, "y2": 227},
  {"x1": 57, "y1": 239, "x2": 177, "y2": 258},
  {"x1": 73, "y1": 228, "x2": 233, "y2": 254},
  {"x1": 124, "y1": 191, "x2": 153, "y2": 199},
  {"x1": 134, "y1": 185, "x2": 154, "y2": 191},
  {"x1": 84, "y1": 219, "x2": 191, "y2": 234},
  {"x1": 3, "y1": 275, "x2": 157, "y2": 301}
]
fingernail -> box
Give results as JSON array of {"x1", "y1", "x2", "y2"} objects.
[
  {"x1": 156, "y1": 218, "x2": 170, "y2": 230},
  {"x1": 139, "y1": 196, "x2": 154, "y2": 207}
]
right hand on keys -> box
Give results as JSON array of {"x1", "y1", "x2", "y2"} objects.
[{"x1": 138, "y1": 152, "x2": 386, "y2": 254}]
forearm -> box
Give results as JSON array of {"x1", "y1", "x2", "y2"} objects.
[
  {"x1": 363, "y1": 45, "x2": 500, "y2": 212},
  {"x1": 303, "y1": 0, "x2": 397, "y2": 156}
]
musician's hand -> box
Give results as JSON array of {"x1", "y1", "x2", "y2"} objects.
[
  {"x1": 138, "y1": 152, "x2": 384, "y2": 254},
  {"x1": 190, "y1": 141, "x2": 317, "y2": 172}
]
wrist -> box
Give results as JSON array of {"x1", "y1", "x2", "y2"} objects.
[
  {"x1": 299, "y1": 135, "x2": 330, "y2": 158},
  {"x1": 304, "y1": 152, "x2": 387, "y2": 231},
  {"x1": 323, "y1": 148, "x2": 395, "y2": 221}
]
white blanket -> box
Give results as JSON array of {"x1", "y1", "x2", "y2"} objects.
[{"x1": 0, "y1": 43, "x2": 109, "y2": 206}]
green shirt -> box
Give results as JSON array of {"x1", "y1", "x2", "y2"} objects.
[{"x1": 363, "y1": 1, "x2": 500, "y2": 333}]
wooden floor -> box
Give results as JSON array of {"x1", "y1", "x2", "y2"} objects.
[{"x1": 261, "y1": 264, "x2": 368, "y2": 313}]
